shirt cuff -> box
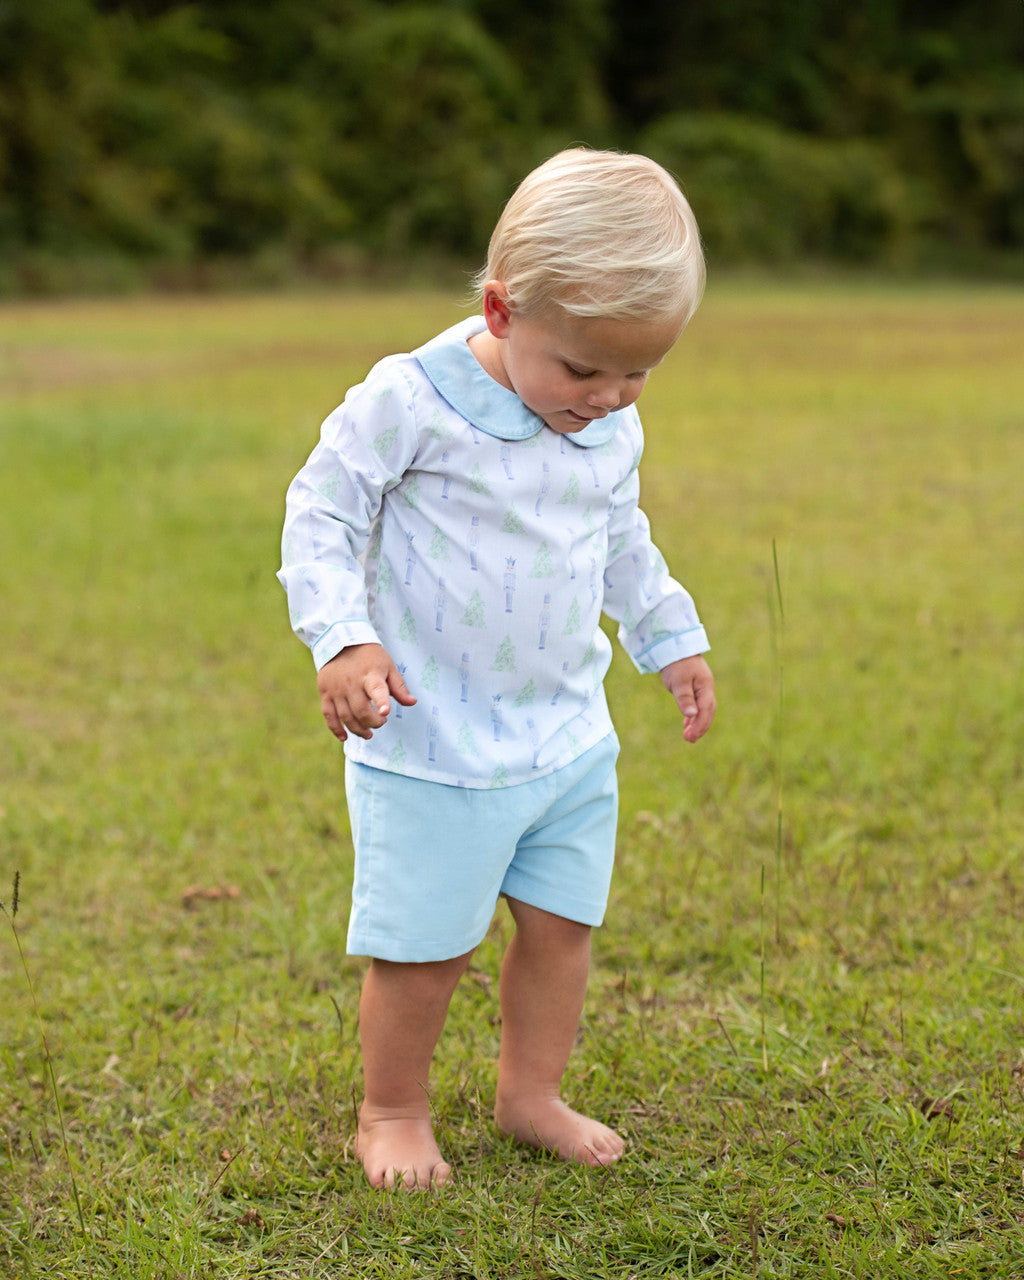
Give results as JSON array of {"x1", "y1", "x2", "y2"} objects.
[
  {"x1": 630, "y1": 626, "x2": 710, "y2": 675},
  {"x1": 311, "y1": 620, "x2": 382, "y2": 670}
]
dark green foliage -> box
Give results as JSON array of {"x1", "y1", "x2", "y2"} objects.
[
  {"x1": 641, "y1": 113, "x2": 918, "y2": 265},
  {"x1": 0, "y1": 0, "x2": 1020, "y2": 290},
  {"x1": 322, "y1": 5, "x2": 534, "y2": 253}
]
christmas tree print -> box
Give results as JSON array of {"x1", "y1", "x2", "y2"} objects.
[
  {"x1": 563, "y1": 596, "x2": 582, "y2": 635},
  {"x1": 502, "y1": 505, "x2": 527, "y2": 536},
  {"x1": 557, "y1": 472, "x2": 580, "y2": 505},
  {"x1": 456, "y1": 721, "x2": 480, "y2": 756},
  {"x1": 429, "y1": 411, "x2": 455, "y2": 445},
  {"x1": 468, "y1": 463, "x2": 492, "y2": 496},
  {"x1": 427, "y1": 525, "x2": 451, "y2": 561},
  {"x1": 385, "y1": 739, "x2": 408, "y2": 770},
  {"x1": 316, "y1": 473, "x2": 342, "y2": 503},
  {"x1": 514, "y1": 678, "x2": 536, "y2": 708},
  {"x1": 398, "y1": 607, "x2": 416, "y2": 642},
  {"x1": 491, "y1": 635, "x2": 517, "y2": 672},
  {"x1": 490, "y1": 761, "x2": 510, "y2": 788},
  {"x1": 376, "y1": 554, "x2": 394, "y2": 597},
  {"x1": 373, "y1": 423, "x2": 400, "y2": 455},
  {"x1": 529, "y1": 540, "x2": 556, "y2": 578},
  {"x1": 460, "y1": 589, "x2": 485, "y2": 628},
  {"x1": 400, "y1": 472, "x2": 421, "y2": 510},
  {"x1": 421, "y1": 655, "x2": 441, "y2": 691}
]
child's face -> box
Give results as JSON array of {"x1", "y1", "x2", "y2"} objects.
[{"x1": 483, "y1": 290, "x2": 684, "y2": 435}]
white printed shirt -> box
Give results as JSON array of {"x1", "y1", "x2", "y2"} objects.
[{"x1": 278, "y1": 317, "x2": 709, "y2": 788}]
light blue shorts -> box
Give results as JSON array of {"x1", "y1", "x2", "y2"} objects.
[{"x1": 344, "y1": 733, "x2": 619, "y2": 963}]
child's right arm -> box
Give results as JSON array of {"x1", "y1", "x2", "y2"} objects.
[
  {"x1": 317, "y1": 643, "x2": 416, "y2": 741},
  {"x1": 278, "y1": 363, "x2": 426, "y2": 745}
]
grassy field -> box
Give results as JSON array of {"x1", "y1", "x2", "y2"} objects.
[{"x1": 1, "y1": 280, "x2": 1022, "y2": 1278}]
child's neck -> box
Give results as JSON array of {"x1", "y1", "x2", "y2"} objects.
[{"x1": 467, "y1": 328, "x2": 513, "y2": 392}]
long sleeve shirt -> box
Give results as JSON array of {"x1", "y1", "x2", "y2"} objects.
[{"x1": 278, "y1": 316, "x2": 709, "y2": 788}]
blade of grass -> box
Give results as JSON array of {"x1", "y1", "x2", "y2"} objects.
[{"x1": 2, "y1": 872, "x2": 87, "y2": 1236}]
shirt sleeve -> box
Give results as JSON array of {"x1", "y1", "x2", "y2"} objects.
[
  {"x1": 601, "y1": 429, "x2": 710, "y2": 674},
  {"x1": 277, "y1": 363, "x2": 420, "y2": 670}
]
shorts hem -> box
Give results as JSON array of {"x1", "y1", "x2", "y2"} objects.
[
  {"x1": 499, "y1": 873, "x2": 607, "y2": 928},
  {"x1": 346, "y1": 926, "x2": 490, "y2": 964}
]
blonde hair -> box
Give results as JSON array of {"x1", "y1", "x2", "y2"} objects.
[{"x1": 475, "y1": 148, "x2": 705, "y2": 325}]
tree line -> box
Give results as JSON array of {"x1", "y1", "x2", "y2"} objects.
[{"x1": 1, "y1": 0, "x2": 1020, "y2": 292}]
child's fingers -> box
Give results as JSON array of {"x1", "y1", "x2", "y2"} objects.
[
  {"x1": 387, "y1": 666, "x2": 418, "y2": 706},
  {"x1": 362, "y1": 674, "x2": 393, "y2": 722},
  {"x1": 673, "y1": 684, "x2": 699, "y2": 728},
  {"x1": 321, "y1": 681, "x2": 388, "y2": 740},
  {"x1": 316, "y1": 646, "x2": 408, "y2": 740},
  {"x1": 682, "y1": 684, "x2": 716, "y2": 742},
  {"x1": 320, "y1": 694, "x2": 349, "y2": 741}
]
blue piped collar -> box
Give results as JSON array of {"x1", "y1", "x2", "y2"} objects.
[{"x1": 414, "y1": 317, "x2": 621, "y2": 448}]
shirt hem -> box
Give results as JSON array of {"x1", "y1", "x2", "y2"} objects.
[{"x1": 342, "y1": 720, "x2": 614, "y2": 789}]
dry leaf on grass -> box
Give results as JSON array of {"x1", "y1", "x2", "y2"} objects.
[
  {"x1": 920, "y1": 1097, "x2": 955, "y2": 1121},
  {"x1": 181, "y1": 884, "x2": 241, "y2": 908}
]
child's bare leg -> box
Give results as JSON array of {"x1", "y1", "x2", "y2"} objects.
[
  {"x1": 357, "y1": 949, "x2": 473, "y2": 1188},
  {"x1": 494, "y1": 898, "x2": 624, "y2": 1166}
]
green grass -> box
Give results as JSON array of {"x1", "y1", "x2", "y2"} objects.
[{"x1": 2, "y1": 281, "x2": 1023, "y2": 1278}]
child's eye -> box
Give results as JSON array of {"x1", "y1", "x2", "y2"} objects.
[{"x1": 565, "y1": 364, "x2": 593, "y2": 380}]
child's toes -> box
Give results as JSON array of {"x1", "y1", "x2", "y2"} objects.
[{"x1": 583, "y1": 1128, "x2": 625, "y2": 1165}]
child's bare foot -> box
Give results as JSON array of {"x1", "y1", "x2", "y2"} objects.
[
  {"x1": 356, "y1": 1104, "x2": 452, "y2": 1189},
  {"x1": 495, "y1": 1095, "x2": 625, "y2": 1167}
]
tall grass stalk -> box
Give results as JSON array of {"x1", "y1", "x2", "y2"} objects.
[
  {"x1": 759, "y1": 861, "x2": 769, "y2": 1072},
  {"x1": 760, "y1": 540, "x2": 787, "y2": 1072},
  {"x1": 770, "y1": 538, "x2": 786, "y2": 947},
  {"x1": 1, "y1": 872, "x2": 87, "y2": 1235}
]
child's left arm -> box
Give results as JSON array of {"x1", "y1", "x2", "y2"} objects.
[
  {"x1": 601, "y1": 427, "x2": 715, "y2": 744},
  {"x1": 660, "y1": 654, "x2": 716, "y2": 743}
]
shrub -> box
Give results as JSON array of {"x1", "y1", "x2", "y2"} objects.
[
  {"x1": 640, "y1": 111, "x2": 921, "y2": 265},
  {"x1": 319, "y1": 5, "x2": 535, "y2": 257}
]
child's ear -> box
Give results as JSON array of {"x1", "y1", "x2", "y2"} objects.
[{"x1": 482, "y1": 283, "x2": 513, "y2": 339}]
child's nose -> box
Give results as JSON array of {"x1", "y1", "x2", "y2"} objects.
[{"x1": 587, "y1": 381, "x2": 622, "y2": 410}]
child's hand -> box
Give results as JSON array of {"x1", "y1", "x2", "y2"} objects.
[
  {"x1": 316, "y1": 644, "x2": 417, "y2": 741},
  {"x1": 660, "y1": 655, "x2": 716, "y2": 743}
]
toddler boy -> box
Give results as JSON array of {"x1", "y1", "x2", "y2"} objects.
[{"x1": 278, "y1": 149, "x2": 716, "y2": 1188}]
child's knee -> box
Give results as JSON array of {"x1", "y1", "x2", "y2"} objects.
[
  {"x1": 370, "y1": 950, "x2": 473, "y2": 997},
  {"x1": 507, "y1": 898, "x2": 591, "y2": 948}
]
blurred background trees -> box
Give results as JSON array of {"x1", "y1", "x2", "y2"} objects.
[{"x1": 0, "y1": 0, "x2": 1020, "y2": 291}]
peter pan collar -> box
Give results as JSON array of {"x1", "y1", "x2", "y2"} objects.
[{"x1": 414, "y1": 317, "x2": 620, "y2": 448}]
